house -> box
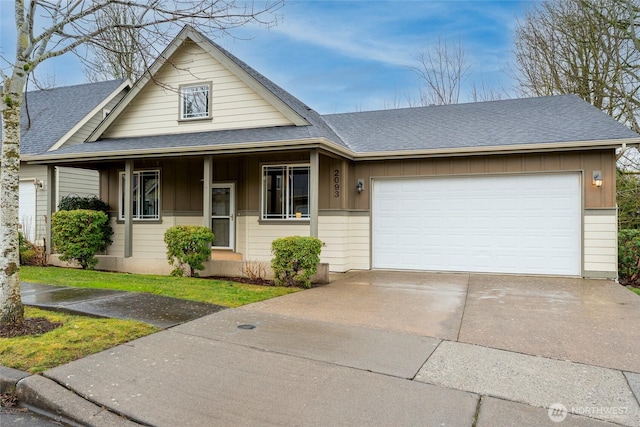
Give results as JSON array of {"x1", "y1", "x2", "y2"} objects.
[
  {"x1": 1, "y1": 80, "x2": 130, "y2": 243},
  {"x1": 25, "y1": 26, "x2": 640, "y2": 279}
]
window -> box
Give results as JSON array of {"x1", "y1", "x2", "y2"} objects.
[
  {"x1": 180, "y1": 84, "x2": 210, "y2": 119},
  {"x1": 119, "y1": 170, "x2": 160, "y2": 220},
  {"x1": 262, "y1": 165, "x2": 310, "y2": 220}
]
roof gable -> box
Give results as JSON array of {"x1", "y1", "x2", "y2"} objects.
[
  {"x1": 91, "y1": 26, "x2": 312, "y2": 141},
  {"x1": 0, "y1": 80, "x2": 128, "y2": 155}
]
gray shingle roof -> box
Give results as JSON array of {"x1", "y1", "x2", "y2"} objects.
[
  {"x1": 322, "y1": 94, "x2": 639, "y2": 153},
  {"x1": 39, "y1": 93, "x2": 638, "y2": 160},
  {"x1": 1, "y1": 80, "x2": 125, "y2": 155}
]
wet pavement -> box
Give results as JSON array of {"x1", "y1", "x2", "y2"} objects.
[
  {"x1": 8, "y1": 272, "x2": 640, "y2": 426},
  {"x1": 21, "y1": 282, "x2": 227, "y2": 328},
  {"x1": 0, "y1": 410, "x2": 64, "y2": 427}
]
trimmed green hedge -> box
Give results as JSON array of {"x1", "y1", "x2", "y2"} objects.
[
  {"x1": 271, "y1": 236, "x2": 322, "y2": 288},
  {"x1": 51, "y1": 209, "x2": 109, "y2": 269},
  {"x1": 164, "y1": 226, "x2": 215, "y2": 277},
  {"x1": 57, "y1": 195, "x2": 113, "y2": 250}
]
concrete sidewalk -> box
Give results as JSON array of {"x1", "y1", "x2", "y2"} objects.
[
  {"x1": 21, "y1": 282, "x2": 227, "y2": 328},
  {"x1": 5, "y1": 272, "x2": 640, "y2": 426}
]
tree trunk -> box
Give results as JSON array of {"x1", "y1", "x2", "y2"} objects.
[{"x1": 0, "y1": 76, "x2": 25, "y2": 324}]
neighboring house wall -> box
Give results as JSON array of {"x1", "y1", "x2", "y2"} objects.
[
  {"x1": 57, "y1": 167, "x2": 100, "y2": 201},
  {"x1": 16, "y1": 165, "x2": 101, "y2": 245},
  {"x1": 102, "y1": 41, "x2": 294, "y2": 139},
  {"x1": 19, "y1": 164, "x2": 48, "y2": 244}
]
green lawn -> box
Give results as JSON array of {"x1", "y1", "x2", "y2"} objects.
[
  {"x1": 0, "y1": 307, "x2": 158, "y2": 373},
  {"x1": 20, "y1": 266, "x2": 299, "y2": 307},
  {"x1": 631, "y1": 287, "x2": 640, "y2": 296}
]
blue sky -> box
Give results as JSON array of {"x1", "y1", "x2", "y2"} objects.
[{"x1": 0, "y1": 1, "x2": 533, "y2": 114}]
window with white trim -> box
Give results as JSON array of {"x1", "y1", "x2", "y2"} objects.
[
  {"x1": 262, "y1": 165, "x2": 310, "y2": 220},
  {"x1": 180, "y1": 84, "x2": 210, "y2": 119},
  {"x1": 119, "y1": 170, "x2": 160, "y2": 220}
]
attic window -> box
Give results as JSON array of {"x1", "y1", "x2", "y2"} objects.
[{"x1": 180, "y1": 83, "x2": 211, "y2": 120}]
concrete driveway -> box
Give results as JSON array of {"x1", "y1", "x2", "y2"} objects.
[
  {"x1": 249, "y1": 271, "x2": 640, "y2": 372},
  {"x1": 20, "y1": 271, "x2": 640, "y2": 426}
]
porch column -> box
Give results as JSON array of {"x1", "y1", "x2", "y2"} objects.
[
  {"x1": 124, "y1": 160, "x2": 133, "y2": 258},
  {"x1": 45, "y1": 165, "x2": 56, "y2": 254},
  {"x1": 203, "y1": 155, "x2": 213, "y2": 228},
  {"x1": 309, "y1": 149, "x2": 319, "y2": 238}
]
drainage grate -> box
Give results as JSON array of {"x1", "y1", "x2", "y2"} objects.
[{"x1": 237, "y1": 324, "x2": 256, "y2": 330}]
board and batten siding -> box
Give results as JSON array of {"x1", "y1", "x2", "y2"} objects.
[
  {"x1": 103, "y1": 41, "x2": 294, "y2": 139},
  {"x1": 583, "y1": 210, "x2": 617, "y2": 278}
]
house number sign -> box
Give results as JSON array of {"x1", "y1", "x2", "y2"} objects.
[{"x1": 334, "y1": 169, "x2": 340, "y2": 197}]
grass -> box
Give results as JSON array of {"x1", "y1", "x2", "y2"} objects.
[
  {"x1": 631, "y1": 287, "x2": 640, "y2": 296},
  {"x1": 20, "y1": 266, "x2": 299, "y2": 308},
  {"x1": 0, "y1": 307, "x2": 158, "y2": 373}
]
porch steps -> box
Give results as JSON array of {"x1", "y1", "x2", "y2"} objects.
[{"x1": 211, "y1": 250, "x2": 244, "y2": 261}]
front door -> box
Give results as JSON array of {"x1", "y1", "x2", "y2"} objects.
[{"x1": 211, "y1": 183, "x2": 235, "y2": 250}]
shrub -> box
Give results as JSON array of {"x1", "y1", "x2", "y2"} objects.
[
  {"x1": 18, "y1": 233, "x2": 47, "y2": 266},
  {"x1": 271, "y1": 236, "x2": 322, "y2": 288},
  {"x1": 164, "y1": 226, "x2": 215, "y2": 277},
  {"x1": 51, "y1": 210, "x2": 109, "y2": 269},
  {"x1": 619, "y1": 229, "x2": 640, "y2": 287},
  {"x1": 57, "y1": 195, "x2": 113, "y2": 251}
]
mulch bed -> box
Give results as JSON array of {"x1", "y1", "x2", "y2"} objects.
[
  {"x1": 0, "y1": 393, "x2": 27, "y2": 413},
  {"x1": 0, "y1": 317, "x2": 62, "y2": 338}
]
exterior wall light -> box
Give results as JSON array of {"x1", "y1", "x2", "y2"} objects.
[
  {"x1": 356, "y1": 179, "x2": 364, "y2": 193},
  {"x1": 592, "y1": 171, "x2": 603, "y2": 188},
  {"x1": 33, "y1": 178, "x2": 44, "y2": 189}
]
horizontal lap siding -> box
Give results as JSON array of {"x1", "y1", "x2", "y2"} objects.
[
  {"x1": 106, "y1": 216, "x2": 202, "y2": 258},
  {"x1": 62, "y1": 90, "x2": 128, "y2": 147},
  {"x1": 349, "y1": 215, "x2": 370, "y2": 270},
  {"x1": 319, "y1": 216, "x2": 349, "y2": 272},
  {"x1": 104, "y1": 42, "x2": 293, "y2": 139},
  {"x1": 238, "y1": 215, "x2": 310, "y2": 261},
  {"x1": 57, "y1": 167, "x2": 99, "y2": 200},
  {"x1": 583, "y1": 212, "x2": 617, "y2": 275}
]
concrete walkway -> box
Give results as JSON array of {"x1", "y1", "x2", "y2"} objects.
[
  {"x1": 5, "y1": 272, "x2": 640, "y2": 426},
  {"x1": 21, "y1": 282, "x2": 227, "y2": 328}
]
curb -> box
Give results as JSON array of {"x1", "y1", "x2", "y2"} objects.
[
  {"x1": 0, "y1": 365, "x2": 30, "y2": 394},
  {"x1": 16, "y1": 375, "x2": 142, "y2": 426}
]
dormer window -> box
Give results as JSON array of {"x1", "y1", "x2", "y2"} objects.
[{"x1": 180, "y1": 83, "x2": 211, "y2": 120}]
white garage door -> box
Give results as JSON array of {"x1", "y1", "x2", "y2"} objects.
[
  {"x1": 372, "y1": 174, "x2": 581, "y2": 275},
  {"x1": 19, "y1": 181, "x2": 37, "y2": 242}
]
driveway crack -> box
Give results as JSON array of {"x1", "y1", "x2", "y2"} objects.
[{"x1": 456, "y1": 273, "x2": 471, "y2": 342}]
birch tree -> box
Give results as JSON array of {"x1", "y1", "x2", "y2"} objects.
[{"x1": 0, "y1": 0, "x2": 282, "y2": 325}]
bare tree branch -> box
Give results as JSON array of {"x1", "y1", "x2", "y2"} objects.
[{"x1": 0, "y1": 0, "x2": 284, "y2": 325}]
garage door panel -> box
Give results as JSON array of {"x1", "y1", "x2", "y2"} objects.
[{"x1": 373, "y1": 174, "x2": 581, "y2": 275}]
